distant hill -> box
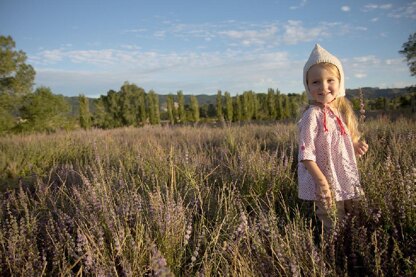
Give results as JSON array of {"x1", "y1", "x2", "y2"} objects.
[
  {"x1": 346, "y1": 87, "x2": 412, "y2": 99},
  {"x1": 64, "y1": 87, "x2": 413, "y2": 116}
]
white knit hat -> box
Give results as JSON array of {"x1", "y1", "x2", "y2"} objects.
[{"x1": 303, "y1": 44, "x2": 345, "y2": 100}]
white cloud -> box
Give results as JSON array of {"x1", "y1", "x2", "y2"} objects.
[
  {"x1": 39, "y1": 49, "x2": 64, "y2": 63},
  {"x1": 218, "y1": 26, "x2": 278, "y2": 46},
  {"x1": 342, "y1": 55, "x2": 413, "y2": 89},
  {"x1": 153, "y1": 30, "x2": 166, "y2": 39},
  {"x1": 389, "y1": 2, "x2": 416, "y2": 19},
  {"x1": 290, "y1": 0, "x2": 307, "y2": 10},
  {"x1": 32, "y1": 47, "x2": 295, "y2": 96},
  {"x1": 352, "y1": 55, "x2": 380, "y2": 65},
  {"x1": 28, "y1": 17, "x2": 412, "y2": 96},
  {"x1": 363, "y1": 3, "x2": 393, "y2": 12},
  {"x1": 354, "y1": 73, "x2": 367, "y2": 79},
  {"x1": 120, "y1": 44, "x2": 141, "y2": 50},
  {"x1": 385, "y1": 58, "x2": 404, "y2": 65},
  {"x1": 282, "y1": 20, "x2": 329, "y2": 45},
  {"x1": 341, "y1": 6, "x2": 351, "y2": 12},
  {"x1": 122, "y1": 28, "x2": 147, "y2": 33},
  {"x1": 380, "y1": 4, "x2": 393, "y2": 9}
]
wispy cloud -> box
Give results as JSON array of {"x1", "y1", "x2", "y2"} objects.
[
  {"x1": 341, "y1": 6, "x2": 351, "y2": 12},
  {"x1": 218, "y1": 25, "x2": 278, "y2": 46},
  {"x1": 27, "y1": 16, "x2": 411, "y2": 96},
  {"x1": 282, "y1": 20, "x2": 330, "y2": 45},
  {"x1": 344, "y1": 55, "x2": 409, "y2": 88},
  {"x1": 290, "y1": 0, "x2": 307, "y2": 10},
  {"x1": 351, "y1": 55, "x2": 381, "y2": 66},
  {"x1": 389, "y1": 1, "x2": 416, "y2": 19},
  {"x1": 32, "y1": 47, "x2": 294, "y2": 95},
  {"x1": 120, "y1": 19, "x2": 368, "y2": 50},
  {"x1": 362, "y1": 3, "x2": 393, "y2": 12},
  {"x1": 354, "y1": 73, "x2": 367, "y2": 79}
]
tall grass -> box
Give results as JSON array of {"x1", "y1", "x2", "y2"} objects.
[{"x1": 0, "y1": 118, "x2": 415, "y2": 276}]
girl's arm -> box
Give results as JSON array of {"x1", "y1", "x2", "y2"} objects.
[{"x1": 302, "y1": 160, "x2": 333, "y2": 207}]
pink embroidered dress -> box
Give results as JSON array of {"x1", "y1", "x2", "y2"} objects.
[{"x1": 298, "y1": 105, "x2": 363, "y2": 201}]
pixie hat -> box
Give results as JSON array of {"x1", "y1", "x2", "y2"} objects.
[{"x1": 303, "y1": 44, "x2": 345, "y2": 100}]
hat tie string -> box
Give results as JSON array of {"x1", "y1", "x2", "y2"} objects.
[{"x1": 309, "y1": 100, "x2": 346, "y2": 136}]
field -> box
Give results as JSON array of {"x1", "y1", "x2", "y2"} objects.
[{"x1": 0, "y1": 117, "x2": 415, "y2": 276}]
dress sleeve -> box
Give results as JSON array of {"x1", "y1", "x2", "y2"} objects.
[{"x1": 298, "y1": 109, "x2": 319, "y2": 162}]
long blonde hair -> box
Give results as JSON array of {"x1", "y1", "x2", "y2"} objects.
[
  {"x1": 332, "y1": 97, "x2": 361, "y2": 142},
  {"x1": 306, "y1": 62, "x2": 361, "y2": 142}
]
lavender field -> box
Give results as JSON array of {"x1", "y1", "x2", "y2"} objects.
[{"x1": 0, "y1": 118, "x2": 415, "y2": 276}]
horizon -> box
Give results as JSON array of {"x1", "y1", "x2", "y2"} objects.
[{"x1": 1, "y1": 0, "x2": 415, "y2": 98}]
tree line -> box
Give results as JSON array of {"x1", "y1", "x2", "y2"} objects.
[
  {"x1": 78, "y1": 84, "x2": 308, "y2": 129},
  {"x1": 1, "y1": 34, "x2": 415, "y2": 134}
]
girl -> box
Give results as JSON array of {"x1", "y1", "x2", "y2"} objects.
[{"x1": 298, "y1": 44, "x2": 369, "y2": 230}]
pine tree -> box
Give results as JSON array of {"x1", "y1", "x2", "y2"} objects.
[
  {"x1": 267, "y1": 88, "x2": 276, "y2": 120},
  {"x1": 167, "y1": 94, "x2": 175, "y2": 124},
  {"x1": 276, "y1": 91, "x2": 283, "y2": 120},
  {"x1": 177, "y1": 90, "x2": 186, "y2": 123},
  {"x1": 104, "y1": 90, "x2": 121, "y2": 127},
  {"x1": 190, "y1": 95, "x2": 200, "y2": 123},
  {"x1": 138, "y1": 89, "x2": 146, "y2": 125},
  {"x1": 224, "y1": 91, "x2": 233, "y2": 122},
  {"x1": 119, "y1": 82, "x2": 137, "y2": 126},
  {"x1": 93, "y1": 97, "x2": 108, "y2": 128},
  {"x1": 252, "y1": 92, "x2": 258, "y2": 120},
  {"x1": 234, "y1": 95, "x2": 242, "y2": 122},
  {"x1": 147, "y1": 90, "x2": 160, "y2": 125},
  {"x1": 79, "y1": 94, "x2": 91, "y2": 129},
  {"x1": 216, "y1": 90, "x2": 223, "y2": 122},
  {"x1": 281, "y1": 95, "x2": 290, "y2": 119}
]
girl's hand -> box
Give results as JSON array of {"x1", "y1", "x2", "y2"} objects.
[
  {"x1": 318, "y1": 183, "x2": 333, "y2": 209},
  {"x1": 354, "y1": 141, "x2": 369, "y2": 157}
]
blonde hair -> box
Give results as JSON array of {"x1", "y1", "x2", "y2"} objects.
[
  {"x1": 332, "y1": 97, "x2": 361, "y2": 142},
  {"x1": 306, "y1": 62, "x2": 361, "y2": 142}
]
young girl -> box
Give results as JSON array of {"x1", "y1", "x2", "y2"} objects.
[{"x1": 298, "y1": 44, "x2": 369, "y2": 230}]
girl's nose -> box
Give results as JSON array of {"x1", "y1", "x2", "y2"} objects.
[{"x1": 320, "y1": 82, "x2": 329, "y2": 91}]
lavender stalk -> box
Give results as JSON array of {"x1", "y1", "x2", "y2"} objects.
[{"x1": 359, "y1": 88, "x2": 366, "y2": 141}]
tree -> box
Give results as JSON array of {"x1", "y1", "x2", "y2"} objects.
[
  {"x1": 19, "y1": 87, "x2": 70, "y2": 132},
  {"x1": 252, "y1": 93, "x2": 259, "y2": 120},
  {"x1": 267, "y1": 88, "x2": 276, "y2": 119},
  {"x1": 281, "y1": 95, "x2": 290, "y2": 119},
  {"x1": 216, "y1": 90, "x2": 223, "y2": 122},
  {"x1": 167, "y1": 94, "x2": 175, "y2": 124},
  {"x1": 0, "y1": 35, "x2": 35, "y2": 95},
  {"x1": 190, "y1": 95, "x2": 200, "y2": 123},
  {"x1": 224, "y1": 91, "x2": 233, "y2": 122},
  {"x1": 103, "y1": 90, "x2": 122, "y2": 128},
  {"x1": 93, "y1": 97, "x2": 109, "y2": 128},
  {"x1": 399, "y1": 32, "x2": 416, "y2": 76},
  {"x1": 119, "y1": 82, "x2": 136, "y2": 125},
  {"x1": 0, "y1": 93, "x2": 15, "y2": 132},
  {"x1": 147, "y1": 90, "x2": 160, "y2": 125},
  {"x1": 137, "y1": 88, "x2": 146, "y2": 125},
  {"x1": 177, "y1": 91, "x2": 186, "y2": 123},
  {"x1": 234, "y1": 95, "x2": 242, "y2": 122},
  {"x1": 79, "y1": 94, "x2": 91, "y2": 129},
  {"x1": 242, "y1": 91, "x2": 256, "y2": 120}
]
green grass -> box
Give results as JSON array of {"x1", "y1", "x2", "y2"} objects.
[{"x1": 0, "y1": 118, "x2": 415, "y2": 276}]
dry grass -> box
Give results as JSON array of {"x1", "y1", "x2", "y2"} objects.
[{"x1": 0, "y1": 118, "x2": 415, "y2": 276}]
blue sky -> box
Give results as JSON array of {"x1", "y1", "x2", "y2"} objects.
[{"x1": 1, "y1": 0, "x2": 415, "y2": 97}]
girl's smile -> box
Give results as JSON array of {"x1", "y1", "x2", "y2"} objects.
[{"x1": 307, "y1": 63, "x2": 340, "y2": 105}]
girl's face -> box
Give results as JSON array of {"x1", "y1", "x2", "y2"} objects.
[{"x1": 307, "y1": 63, "x2": 340, "y2": 105}]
